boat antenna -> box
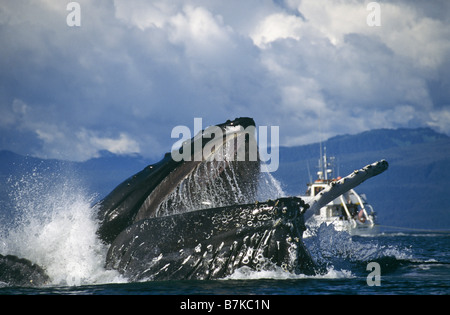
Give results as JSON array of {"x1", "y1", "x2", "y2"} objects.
[
  {"x1": 319, "y1": 141, "x2": 323, "y2": 180},
  {"x1": 318, "y1": 110, "x2": 324, "y2": 180},
  {"x1": 307, "y1": 160, "x2": 312, "y2": 184}
]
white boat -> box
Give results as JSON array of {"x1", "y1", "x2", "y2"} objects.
[{"x1": 301, "y1": 148, "x2": 378, "y2": 235}]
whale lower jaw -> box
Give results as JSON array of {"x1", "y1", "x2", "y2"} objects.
[{"x1": 105, "y1": 197, "x2": 316, "y2": 281}]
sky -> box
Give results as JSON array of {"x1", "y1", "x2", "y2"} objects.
[{"x1": 1, "y1": 0, "x2": 449, "y2": 161}]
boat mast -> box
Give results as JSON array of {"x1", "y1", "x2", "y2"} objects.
[
  {"x1": 318, "y1": 111, "x2": 324, "y2": 181},
  {"x1": 316, "y1": 112, "x2": 334, "y2": 181},
  {"x1": 318, "y1": 145, "x2": 334, "y2": 181}
]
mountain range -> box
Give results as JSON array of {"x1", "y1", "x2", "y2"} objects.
[
  {"x1": 1, "y1": 127, "x2": 449, "y2": 230},
  {"x1": 274, "y1": 127, "x2": 450, "y2": 230}
]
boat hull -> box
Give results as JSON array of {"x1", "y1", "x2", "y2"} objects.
[{"x1": 306, "y1": 215, "x2": 379, "y2": 236}]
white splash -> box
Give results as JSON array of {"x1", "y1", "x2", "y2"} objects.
[
  {"x1": 304, "y1": 222, "x2": 413, "y2": 265},
  {"x1": 225, "y1": 265, "x2": 354, "y2": 280},
  {"x1": 0, "y1": 168, "x2": 125, "y2": 286}
]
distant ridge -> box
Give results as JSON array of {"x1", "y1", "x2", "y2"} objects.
[
  {"x1": 274, "y1": 127, "x2": 450, "y2": 230},
  {"x1": 279, "y1": 127, "x2": 449, "y2": 162}
]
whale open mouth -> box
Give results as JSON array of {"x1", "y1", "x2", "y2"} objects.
[
  {"x1": 96, "y1": 117, "x2": 261, "y2": 244},
  {"x1": 137, "y1": 117, "x2": 261, "y2": 220}
]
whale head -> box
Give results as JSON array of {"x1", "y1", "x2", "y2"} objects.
[{"x1": 96, "y1": 117, "x2": 261, "y2": 244}]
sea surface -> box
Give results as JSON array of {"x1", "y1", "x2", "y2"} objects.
[
  {"x1": 1, "y1": 231, "x2": 448, "y2": 295},
  {"x1": 0, "y1": 171, "x2": 449, "y2": 296}
]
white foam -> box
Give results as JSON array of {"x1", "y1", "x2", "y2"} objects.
[
  {"x1": 224, "y1": 265, "x2": 354, "y2": 280},
  {"x1": 304, "y1": 222, "x2": 413, "y2": 265},
  {"x1": 0, "y1": 169, "x2": 126, "y2": 286}
]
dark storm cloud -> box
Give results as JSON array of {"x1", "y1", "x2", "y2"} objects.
[{"x1": 0, "y1": 0, "x2": 449, "y2": 160}]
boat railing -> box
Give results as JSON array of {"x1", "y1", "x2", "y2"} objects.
[
  {"x1": 350, "y1": 189, "x2": 375, "y2": 227},
  {"x1": 339, "y1": 195, "x2": 356, "y2": 227}
]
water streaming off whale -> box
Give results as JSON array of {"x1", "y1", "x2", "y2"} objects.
[{"x1": 155, "y1": 160, "x2": 284, "y2": 218}]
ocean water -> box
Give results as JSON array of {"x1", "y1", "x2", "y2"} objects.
[
  {"x1": 0, "y1": 170, "x2": 449, "y2": 296},
  {"x1": 1, "y1": 232, "x2": 448, "y2": 296}
]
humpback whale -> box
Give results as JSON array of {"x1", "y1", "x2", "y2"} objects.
[
  {"x1": 0, "y1": 117, "x2": 388, "y2": 286},
  {"x1": 96, "y1": 117, "x2": 260, "y2": 244},
  {"x1": 99, "y1": 117, "x2": 388, "y2": 281},
  {"x1": 0, "y1": 254, "x2": 49, "y2": 287}
]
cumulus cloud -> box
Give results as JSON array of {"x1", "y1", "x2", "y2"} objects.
[
  {"x1": 0, "y1": 0, "x2": 449, "y2": 161},
  {"x1": 76, "y1": 129, "x2": 140, "y2": 159}
]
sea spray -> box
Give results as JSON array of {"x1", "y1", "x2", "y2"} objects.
[
  {"x1": 303, "y1": 222, "x2": 413, "y2": 273},
  {"x1": 0, "y1": 167, "x2": 125, "y2": 286},
  {"x1": 257, "y1": 164, "x2": 285, "y2": 201}
]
